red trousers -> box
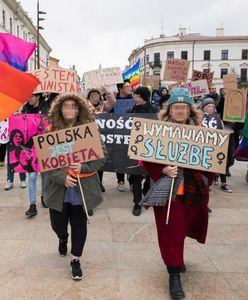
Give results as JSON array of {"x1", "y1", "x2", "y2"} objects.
[{"x1": 153, "y1": 196, "x2": 208, "y2": 268}]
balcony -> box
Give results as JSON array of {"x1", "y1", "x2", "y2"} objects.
[{"x1": 149, "y1": 61, "x2": 162, "y2": 69}]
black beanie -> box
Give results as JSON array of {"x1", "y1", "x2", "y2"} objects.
[{"x1": 133, "y1": 87, "x2": 150, "y2": 102}]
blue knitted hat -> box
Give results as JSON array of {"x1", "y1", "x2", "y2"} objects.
[{"x1": 167, "y1": 88, "x2": 193, "y2": 107}]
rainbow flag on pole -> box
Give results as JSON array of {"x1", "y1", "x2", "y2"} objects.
[
  {"x1": 122, "y1": 59, "x2": 141, "y2": 88},
  {"x1": 0, "y1": 33, "x2": 36, "y2": 71}
]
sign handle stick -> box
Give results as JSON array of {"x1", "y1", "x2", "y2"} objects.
[
  {"x1": 77, "y1": 174, "x2": 90, "y2": 223},
  {"x1": 166, "y1": 178, "x2": 175, "y2": 225}
]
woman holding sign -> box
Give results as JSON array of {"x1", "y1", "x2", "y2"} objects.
[
  {"x1": 142, "y1": 88, "x2": 214, "y2": 300},
  {"x1": 44, "y1": 93, "x2": 107, "y2": 280}
]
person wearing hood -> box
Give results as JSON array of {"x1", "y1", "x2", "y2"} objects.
[
  {"x1": 44, "y1": 93, "x2": 107, "y2": 280},
  {"x1": 128, "y1": 87, "x2": 157, "y2": 216}
]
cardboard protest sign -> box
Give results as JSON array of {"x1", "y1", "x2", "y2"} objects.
[
  {"x1": 142, "y1": 76, "x2": 160, "y2": 89},
  {"x1": 202, "y1": 112, "x2": 223, "y2": 129},
  {"x1": 223, "y1": 74, "x2": 237, "y2": 90},
  {"x1": 0, "y1": 119, "x2": 9, "y2": 144},
  {"x1": 114, "y1": 99, "x2": 135, "y2": 113},
  {"x1": 180, "y1": 80, "x2": 209, "y2": 97},
  {"x1": 33, "y1": 122, "x2": 104, "y2": 172},
  {"x1": 31, "y1": 68, "x2": 77, "y2": 93},
  {"x1": 9, "y1": 114, "x2": 49, "y2": 173},
  {"x1": 164, "y1": 58, "x2": 190, "y2": 82},
  {"x1": 128, "y1": 118, "x2": 230, "y2": 174},
  {"x1": 84, "y1": 67, "x2": 123, "y2": 89},
  {"x1": 95, "y1": 113, "x2": 157, "y2": 174},
  {"x1": 192, "y1": 70, "x2": 214, "y2": 88},
  {"x1": 223, "y1": 89, "x2": 247, "y2": 123}
]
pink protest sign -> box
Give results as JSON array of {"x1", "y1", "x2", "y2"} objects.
[
  {"x1": 0, "y1": 119, "x2": 9, "y2": 144},
  {"x1": 8, "y1": 114, "x2": 49, "y2": 173}
]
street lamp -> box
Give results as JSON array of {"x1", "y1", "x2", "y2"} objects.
[{"x1": 36, "y1": 0, "x2": 46, "y2": 69}]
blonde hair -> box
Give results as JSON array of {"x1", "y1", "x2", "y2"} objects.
[
  {"x1": 47, "y1": 93, "x2": 93, "y2": 131},
  {"x1": 159, "y1": 104, "x2": 201, "y2": 125}
]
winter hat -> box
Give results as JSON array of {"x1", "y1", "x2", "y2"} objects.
[
  {"x1": 133, "y1": 86, "x2": 150, "y2": 102},
  {"x1": 159, "y1": 94, "x2": 170, "y2": 107},
  {"x1": 201, "y1": 97, "x2": 216, "y2": 109},
  {"x1": 167, "y1": 88, "x2": 193, "y2": 107}
]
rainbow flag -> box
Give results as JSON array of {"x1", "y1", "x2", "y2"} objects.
[
  {"x1": 0, "y1": 33, "x2": 36, "y2": 71},
  {"x1": 123, "y1": 59, "x2": 141, "y2": 88},
  {"x1": 0, "y1": 61, "x2": 40, "y2": 121}
]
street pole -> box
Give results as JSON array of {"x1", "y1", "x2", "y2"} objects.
[{"x1": 36, "y1": 0, "x2": 40, "y2": 69}]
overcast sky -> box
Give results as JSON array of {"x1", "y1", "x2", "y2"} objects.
[{"x1": 21, "y1": 0, "x2": 248, "y2": 77}]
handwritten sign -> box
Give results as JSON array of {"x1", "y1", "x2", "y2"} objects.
[
  {"x1": 128, "y1": 117, "x2": 230, "y2": 174},
  {"x1": 164, "y1": 58, "x2": 190, "y2": 82},
  {"x1": 223, "y1": 74, "x2": 237, "y2": 90},
  {"x1": 180, "y1": 80, "x2": 209, "y2": 97},
  {"x1": 223, "y1": 89, "x2": 247, "y2": 123},
  {"x1": 33, "y1": 122, "x2": 104, "y2": 172},
  {"x1": 142, "y1": 76, "x2": 160, "y2": 89},
  {"x1": 0, "y1": 119, "x2": 8, "y2": 144},
  {"x1": 31, "y1": 68, "x2": 77, "y2": 93},
  {"x1": 192, "y1": 70, "x2": 214, "y2": 88},
  {"x1": 114, "y1": 99, "x2": 135, "y2": 113},
  {"x1": 84, "y1": 67, "x2": 123, "y2": 89}
]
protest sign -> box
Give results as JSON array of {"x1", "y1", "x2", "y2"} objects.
[
  {"x1": 192, "y1": 70, "x2": 214, "y2": 88},
  {"x1": 114, "y1": 99, "x2": 135, "y2": 113},
  {"x1": 223, "y1": 89, "x2": 247, "y2": 123},
  {"x1": 9, "y1": 114, "x2": 49, "y2": 173},
  {"x1": 142, "y1": 75, "x2": 160, "y2": 89},
  {"x1": 202, "y1": 112, "x2": 223, "y2": 129},
  {"x1": 128, "y1": 117, "x2": 230, "y2": 174},
  {"x1": 180, "y1": 80, "x2": 209, "y2": 97},
  {"x1": 223, "y1": 74, "x2": 237, "y2": 90},
  {"x1": 164, "y1": 58, "x2": 190, "y2": 82},
  {"x1": 0, "y1": 119, "x2": 9, "y2": 144},
  {"x1": 84, "y1": 67, "x2": 123, "y2": 89},
  {"x1": 31, "y1": 68, "x2": 77, "y2": 93},
  {"x1": 96, "y1": 113, "x2": 157, "y2": 174},
  {"x1": 33, "y1": 122, "x2": 104, "y2": 172}
]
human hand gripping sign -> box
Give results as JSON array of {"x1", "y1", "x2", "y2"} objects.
[{"x1": 162, "y1": 165, "x2": 178, "y2": 178}]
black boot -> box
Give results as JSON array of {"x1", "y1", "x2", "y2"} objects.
[
  {"x1": 25, "y1": 204, "x2": 37, "y2": 217},
  {"x1": 169, "y1": 273, "x2": 185, "y2": 299}
]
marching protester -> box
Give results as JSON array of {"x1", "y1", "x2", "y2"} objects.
[
  {"x1": 201, "y1": 97, "x2": 233, "y2": 193},
  {"x1": 127, "y1": 86, "x2": 157, "y2": 216},
  {"x1": 114, "y1": 79, "x2": 133, "y2": 192},
  {"x1": 21, "y1": 92, "x2": 56, "y2": 217},
  {"x1": 206, "y1": 85, "x2": 221, "y2": 106},
  {"x1": 44, "y1": 93, "x2": 107, "y2": 280},
  {"x1": 142, "y1": 88, "x2": 214, "y2": 300},
  {"x1": 4, "y1": 128, "x2": 27, "y2": 190},
  {"x1": 86, "y1": 86, "x2": 116, "y2": 196}
]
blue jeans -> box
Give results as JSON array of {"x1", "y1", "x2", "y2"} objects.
[
  {"x1": 7, "y1": 160, "x2": 26, "y2": 182},
  {"x1": 28, "y1": 172, "x2": 46, "y2": 205}
]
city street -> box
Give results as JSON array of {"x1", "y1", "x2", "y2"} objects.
[{"x1": 0, "y1": 161, "x2": 247, "y2": 299}]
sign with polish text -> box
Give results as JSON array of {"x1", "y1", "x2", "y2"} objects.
[
  {"x1": 33, "y1": 122, "x2": 104, "y2": 172},
  {"x1": 164, "y1": 58, "x2": 190, "y2": 82},
  {"x1": 128, "y1": 118, "x2": 230, "y2": 174}
]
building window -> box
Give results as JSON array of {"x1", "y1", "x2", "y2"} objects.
[
  {"x1": 146, "y1": 54, "x2": 149, "y2": 64},
  {"x1": 203, "y1": 69, "x2": 210, "y2": 73},
  {"x1": 240, "y1": 69, "x2": 247, "y2": 82},
  {"x1": 242, "y1": 50, "x2": 248, "y2": 60},
  {"x1": 2, "y1": 10, "x2": 5, "y2": 28},
  {"x1": 17, "y1": 25, "x2": 19, "y2": 37},
  {"x1": 167, "y1": 51, "x2": 174, "y2": 58},
  {"x1": 23, "y1": 31, "x2": 26, "y2": 40},
  {"x1": 154, "y1": 53, "x2": 160, "y2": 67},
  {"x1": 204, "y1": 50, "x2": 211, "y2": 60},
  {"x1": 220, "y1": 68, "x2": 228, "y2": 78},
  {"x1": 181, "y1": 51, "x2": 188, "y2": 60},
  {"x1": 221, "y1": 50, "x2": 228, "y2": 60},
  {"x1": 10, "y1": 18, "x2": 12, "y2": 33}
]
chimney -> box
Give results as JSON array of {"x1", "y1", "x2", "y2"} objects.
[
  {"x1": 216, "y1": 27, "x2": 224, "y2": 37},
  {"x1": 179, "y1": 27, "x2": 187, "y2": 36}
]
